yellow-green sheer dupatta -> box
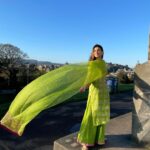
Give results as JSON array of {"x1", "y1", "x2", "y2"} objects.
[{"x1": 0, "y1": 59, "x2": 107, "y2": 136}]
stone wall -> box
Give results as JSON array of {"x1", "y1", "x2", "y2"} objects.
[{"x1": 132, "y1": 62, "x2": 150, "y2": 144}]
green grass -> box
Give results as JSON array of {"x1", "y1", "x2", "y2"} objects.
[
  {"x1": 68, "y1": 83, "x2": 134, "y2": 102},
  {"x1": 118, "y1": 83, "x2": 134, "y2": 92},
  {"x1": 0, "y1": 83, "x2": 134, "y2": 118}
]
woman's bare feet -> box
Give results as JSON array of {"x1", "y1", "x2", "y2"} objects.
[{"x1": 82, "y1": 145, "x2": 89, "y2": 150}]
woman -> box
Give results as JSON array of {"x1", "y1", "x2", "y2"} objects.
[{"x1": 77, "y1": 44, "x2": 110, "y2": 150}]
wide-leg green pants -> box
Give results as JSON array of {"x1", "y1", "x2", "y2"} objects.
[{"x1": 77, "y1": 97, "x2": 106, "y2": 146}]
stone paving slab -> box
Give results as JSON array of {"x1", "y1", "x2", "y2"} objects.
[{"x1": 54, "y1": 113, "x2": 148, "y2": 150}]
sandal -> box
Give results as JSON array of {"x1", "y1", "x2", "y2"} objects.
[{"x1": 97, "y1": 142, "x2": 105, "y2": 145}]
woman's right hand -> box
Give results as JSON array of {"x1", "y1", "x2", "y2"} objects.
[
  {"x1": 79, "y1": 86, "x2": 86, "y2": 93},
  {"x1": 79, "y1": 84, "x2": 91, "y2": 93}
]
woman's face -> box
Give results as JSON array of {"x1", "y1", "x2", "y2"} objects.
[{"x1": 93, "y1": 47, "x2": 103, "y2": 59}]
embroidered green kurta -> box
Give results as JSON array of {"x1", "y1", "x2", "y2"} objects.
[
  {"x1": 90, "y1": 77, "x2": 110, "y2": 125},
  {"x1": 77, "y1": 71, "x2": 110, "y2": 145}
]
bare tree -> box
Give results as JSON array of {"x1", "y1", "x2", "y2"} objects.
[
  {"x1": 0, "y1": 44, "x2": 28, "y2": 67},
  {"x1": 0, "y1": 44, "x2": 28, "y2": 88}
]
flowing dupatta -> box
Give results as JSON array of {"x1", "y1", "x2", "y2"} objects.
[{"x1": 0, "y1": 59, "x2": 107, "y2": 136}]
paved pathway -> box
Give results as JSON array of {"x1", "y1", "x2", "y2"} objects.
[
  {"x1": 0, "y1": 91, "x2": 133, "y2": 150},
  {"x1": 54, "y1": 113, "x2": 147, "y2": 150}
]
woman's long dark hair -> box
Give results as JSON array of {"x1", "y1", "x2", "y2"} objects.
[{"x1": 89, "y1": 44, "x2": 104, "y2": 61}]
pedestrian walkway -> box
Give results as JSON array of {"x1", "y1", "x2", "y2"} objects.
[
  {"x1": 54, "y1": 113, "x2": 147, "y2": 150},
  {"x1": 0, "y1": 91, "x2": 137, "y2": 150}
]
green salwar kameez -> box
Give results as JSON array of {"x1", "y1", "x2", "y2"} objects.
[{"x1": 77, "y1": 76, "x2": 110, "y2": 146}]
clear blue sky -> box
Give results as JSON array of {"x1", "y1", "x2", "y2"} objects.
[{"x1": 0, "y1": 0, "x2": 150, "y2": 68}]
